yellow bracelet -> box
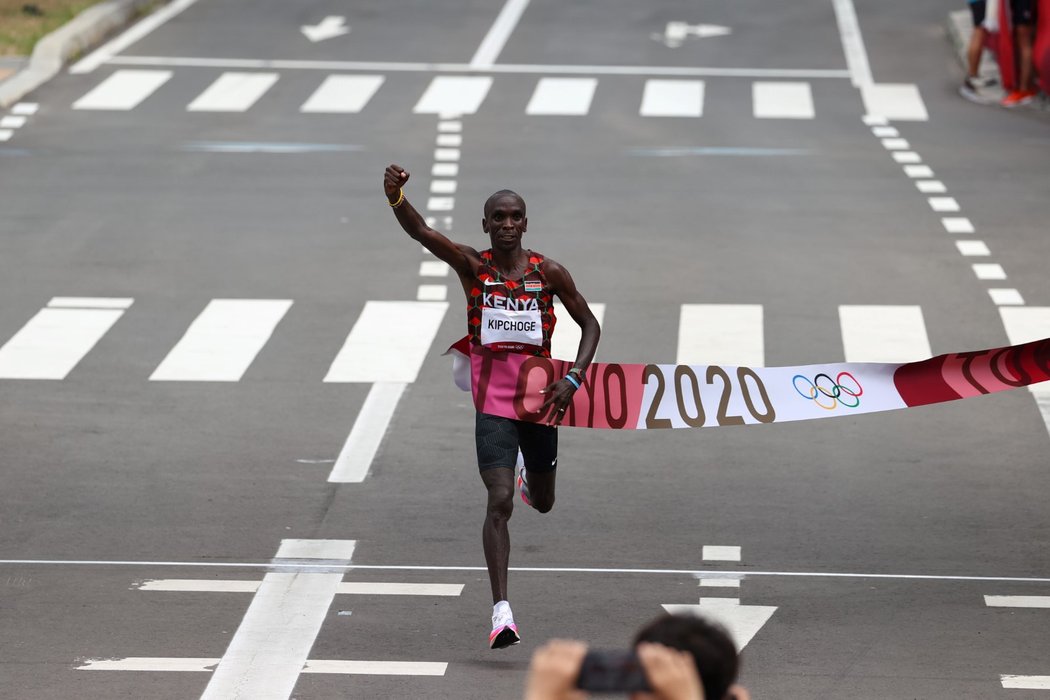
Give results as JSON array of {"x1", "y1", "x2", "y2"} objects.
[{"x1": 388, "y1": 189, "x2": 405, "y2": 208}]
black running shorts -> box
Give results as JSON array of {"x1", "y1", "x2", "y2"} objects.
[
  {"x1": 1010, "y1": 0, "x2": 1036, "y2": 25},
  {"x1": 970, "y1": 0, "x2": 987, "y2": 27},
  {"x1": 475, "y1": 412, "x2": 558, "y2": 472}
]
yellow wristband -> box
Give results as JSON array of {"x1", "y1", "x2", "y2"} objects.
[{"x1": 388, "y1": 189, "x2": 405, "y2": 208}]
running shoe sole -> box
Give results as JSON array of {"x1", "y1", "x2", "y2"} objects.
[{"x1": 489, "y1": 625, "x2": 521, "y2": 649}]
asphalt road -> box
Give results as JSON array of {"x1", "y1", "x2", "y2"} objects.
[{"x1": 1, "y1": 0, "x2": 1049, "y2": 698}]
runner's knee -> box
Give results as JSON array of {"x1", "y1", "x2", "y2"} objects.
[{"x1": 486, "y1": 483, "x2": 514, "y2": 519}]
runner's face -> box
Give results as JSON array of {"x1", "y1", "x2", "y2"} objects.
[{"x1": 483, "y1": 196, "x2": 527, "y2": 252}]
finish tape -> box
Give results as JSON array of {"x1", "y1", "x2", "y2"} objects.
[{"x1": 449, "y1": 337, "x2": 1050, "y2": 429}]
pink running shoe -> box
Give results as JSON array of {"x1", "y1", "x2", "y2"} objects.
[
  {"x1": 489, "y1": 603, "x2": 520, "y2": 649},
  {"x1": 516, "y1": 463, "x2": 532, "y2": 507}
]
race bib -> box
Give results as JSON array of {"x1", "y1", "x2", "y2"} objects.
[{"x1": 481, "y1": 306, "x2": 543, "y2": 349}]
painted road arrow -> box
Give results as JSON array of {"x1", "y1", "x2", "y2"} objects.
[
  {"x1": 653, "y1": 22, "x2": 732, "y2": 48},
  {"x1": 301, "y1": 16, "x2": 350, "y2": 43},
  {"x1": 663, "y1": 598, "x2": 776, "y2": 651}
]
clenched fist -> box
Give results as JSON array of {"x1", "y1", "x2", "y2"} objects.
[{"x1": 384, "y1": 164, "x2": 410, "y2": 202}]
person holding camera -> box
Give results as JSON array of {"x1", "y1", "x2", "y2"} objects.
[{"x1": 523, "y1": 614, "x2": 752, "y2": 700}]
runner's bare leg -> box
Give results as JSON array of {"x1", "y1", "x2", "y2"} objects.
[{"x1": 481, "y1": 468, "x2": 514, "y2": 603}]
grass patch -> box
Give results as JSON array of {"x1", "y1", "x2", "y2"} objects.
[{"x1": 0, "y1": 0, "x2": 106, "y2": 56}]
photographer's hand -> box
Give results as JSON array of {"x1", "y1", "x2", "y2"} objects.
[
  {"x1": 636, "y1": 643, "x2": 704, "y2": 700},
  {"x1": 524, "y1": 640, "x2": 590, "y2": 700}
]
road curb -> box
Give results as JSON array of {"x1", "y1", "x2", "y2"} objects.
[{"x1": 0, "y1": 0, "x2": 161, "y2": 108}]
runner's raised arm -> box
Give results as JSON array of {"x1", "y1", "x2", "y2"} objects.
[{"x1": 384, "y1": 164, "x2": 475, "y2": 277}]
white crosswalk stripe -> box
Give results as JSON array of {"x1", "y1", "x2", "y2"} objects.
[
  {"x1": 525, "y1": 77, "x2": 598, "y2": 115},
  {"x1": 300, "y1": 75, "x2": 385, "y2": 113},
  {"x1": 640, "y1": 79, "x2": 705, "y2": 117},
  {"x1": 187, "y1": 72, "x2": 279, "y2": 112},
  {"x1": 73, "y1": 69, "x2": 172, "y2": 110},
  {"x1": 67, "y1": 72, "x2": 851, "y2": 121},
  {"x1": 838, "y1": 305, "x2": 931, "y2": 363},
  {"x1": 413, "y1": 76, "x2": 493, "y2": 115},
  {"x1": 677, "y1": 304, "x2": 764, "y2": 367},
  {"x1": 752, "y1": 81, "x2": 815, "y2": 119},
  {"x1": 150, "y1": 299, "x2": 292, "y2": 382},
  {"x1": 0, "y1": 297, "x2": 132, "y2": 379},
  {"x1": 0, "y1": 300, "x2": 984, "y2": 383}
]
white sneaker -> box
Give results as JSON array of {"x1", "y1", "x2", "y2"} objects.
[{"x1": 489, "y1": 601, "x2": 520, "y2": 649}]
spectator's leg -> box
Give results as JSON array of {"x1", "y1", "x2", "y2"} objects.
[
  {"x1": 968, "y1": 26, "x2": 988, "y2": 78},
  {"x1": 1016, "y1": 24, "x2": 1036, "y2": 90}
]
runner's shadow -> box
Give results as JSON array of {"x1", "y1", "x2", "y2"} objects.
[{"x1": 460, "y1": 659, "x2": 530, "y2": 672}]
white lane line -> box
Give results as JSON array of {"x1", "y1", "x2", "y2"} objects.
[
  {"x1": 677, "y1": 304, "x2": 764, "y2": 367},
  {"x1": 752, "y1": 82, "x2": 814, "y2": 119},
  {"x1": 438, "y1": 120, "x2": 462, "y2": 132},
  {"x1": 427, "y1": 197, "x2": 455, "y2": 211},
  {"x1": 187, "y1": 72, "x2": 279, "y2": 112},
  {"x1": 12, "y1": 102, "x2": 39, "y2": 115},
  {"x1": 138, "y1": 579, "x2": 464, "y2": 595},
  {"x1": 973, "y1": 264, "x2": 1006, "y2": 280},
  {"x1": 327, "y1": 383, "x2": 405, "y2": 483},
  {"x1": 862, "y1": 83, "x2": 929, "y2": 121},
  {"x1": 0, "y1": 130, "x2": 11, "y2": 141},
  {"x1": 1001, "y1": 676, "x2": 1050, "y2": 689},
  {"x1": 324, "y1": 301, "x2": 449, "y2": 382},
  {"x1": 702, "y1": 546, "x2": 742, "y2": 562},
  {"x1": 999, "y1": 306, "x2": 1050, "y2": 440},
  {"x1": 72, "y1": 69, "x2": 172, "y2": 110},
  {"x1": 880, "y1": 137, "x2": 909, "y2": 150},
  {"x1": 839, "y1": 305, "x2": 931, "y2": 363},
  {"x1": 551, "y1": 302, "x2": 606, "y2": 362},
  {"x1": 432, "y1": 163, "x2": 459, "y2": 177},
  {"x1": 201, "y1": 539, "x2": 354, "y2": 700},
  {"x1": 417, "y1": 285, "x2": 448, "y2": 301},
  {"x1": 107, "y1": 55, "x2": 851, "y2": 78},
  {"x1": 942, "y1": 217, "x2": 975, "y2": 233},
  {"x1": 79, "y1": 657, "x2": 217, "y2": 672},
  {"x1": 904, "y1": 165, "x2": 934, "y2": 178},
  {"x1": 299, "y1": 75, "x2": 384, "y2": 113},
  {"x1": 928, "y1": 197, "x2": 960, "y2": 212},
  {"x1": 956, "y1": 240, "x2": 990, "y2": 256},
  {"x1": 77, "y1": 657, "x2": 447, "y2": 675},
  {"x1": 69, "y1": 0, "x2": 202, "y2": 74},
  {"x1": 12, "y1": 559, "x2": 1050, "y2": 583},
  {"x1": 436, "y1": 133, "x2": 462, "y2": 147},
  {"x1": 414, "y1": 76, "x2": 493, "y2": 114},
  {"x1": 862, "y1": 114, "x2": 888, "y2": 125},
  {"x1": 0, "y1": 115, "x2": 27, "y2": 128},
  {"x1": 985, "y1": 595, "x2": 1050, "y2": 608},
  {"x1": 328, "y1": 382, "x2": 407, "y2": 483},
  {"x1": 434, "y1": 148, "x2": 460, "y2": 161},
  {"x1": 304, "y1": 660, "x2": 448, "y2": 675},
  {"x1": 640, "y1": 79, "x2": 704, "y2": 117},
  {"x1": 149, "y1": 300, "x2": 291, "y2": 382},
  {"x1": 916, "y1": 180, "x2": 947, "y2": 193},
  {"x1": 430, "y1": 180, "x2": 457, "y2": 194},
  {"x1": 49, "y1": 297, "x2": 134, "y2": 309},
  {"x1": 989, "y1": 289, "x2": 1025, "y2": 306},
  {"x1": 470, "y1": 0, "x2": 531, "y2": 68},
  {"x1": 831, "y1": 0, "x2": 874, "y2": 86},
  {"x1": 699, "y1": 579, "x2": 742, "y2": 588},
  {"x1": 0, "y1": 300, "x2": 131, "y2": 380},
  {"x1": 892, "y1": 151, "x2": 921, "y2": 164},
  {"x1": 871, "y1": 126, "x2": 898, "y2": 137},
  {"x1": 525, "y1": 77, "x2": 597, "y2": 115}
]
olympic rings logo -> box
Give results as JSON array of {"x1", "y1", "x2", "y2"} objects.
[{"x1": 792, "y1": 372, "x2": 863, "y2": 410}]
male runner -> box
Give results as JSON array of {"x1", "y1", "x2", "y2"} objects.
[{"x1": 383, "y1": 164, "x2": 601, "y2": 649}]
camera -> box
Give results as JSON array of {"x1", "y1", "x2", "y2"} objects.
[{"x1": 575, "y1": 649, "x2": 651, "y2": 693}]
